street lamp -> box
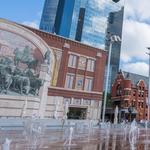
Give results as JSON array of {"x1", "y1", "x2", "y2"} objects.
[
  {"x1": 102, "y1": 34, "x2": 121, "y2": 123},
  {"x1": 146, "y1": 47, "x2": 150, "y2": 121}
]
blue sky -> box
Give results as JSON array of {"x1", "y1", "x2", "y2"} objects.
[
  {"x1": 0, "y1": 0, "x2": 150, "y2": 77},
  {"x1": 0, "y1": 0, "x2": 44, "y2": 27}
]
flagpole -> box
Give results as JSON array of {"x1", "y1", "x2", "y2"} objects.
[{"x1": 146, "y1": 47, "x2": 150, "y2": 121}]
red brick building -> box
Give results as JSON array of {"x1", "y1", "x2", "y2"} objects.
[
  {"x1": 111, "y1": 70, "x2": 149, "y2": 121},
  {"x1": 25, "y1": 26, "x2": 107, "y2": 120},
  {"x1": 0, "y1": 19, "x2": 107, "y2": 119}
]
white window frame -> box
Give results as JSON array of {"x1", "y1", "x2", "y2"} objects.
[
  {"x1": 68, "y1": 54, "x2": 77, "y2": 68},
  {"x1": 87, "y1": 59, "x2": 95, "y2": 72},
  {"x1": 65, "y1": 73, "x2": 74, "y2": 89},
  {"x1": 84, "y1": 77, "x2": 93, "y2": 91}
]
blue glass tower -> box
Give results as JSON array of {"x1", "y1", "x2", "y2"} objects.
[
  {"x1": 40, "y1": 0, "x2": 75, "y2": 37},
  {"x1": 40, "y1": 0, "x2": 59, "y2": 32},
  {"x1": 106, "y1": 7, "x2": 124, "y2": 92},
  {"x1": 103, "y1": 7, "x2": 124, "y2": 92},
  {"x1": 40, "y1": 0, "x2": 124, "y2": 49}
]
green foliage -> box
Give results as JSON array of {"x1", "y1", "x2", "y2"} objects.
[{"x1": 102, "y1": 92, "x2": 113, "y2": 107}]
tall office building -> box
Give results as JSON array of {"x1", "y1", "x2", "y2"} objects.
[
  {"x1": 40, "y1": 0, "x2": 124, "y2": 49},
  {"x1": 40, "y1": 0, "x2": 75, "y2": 37},
  {"x1": 104, "y1": 7, "x2": 124, "y2": 92}
]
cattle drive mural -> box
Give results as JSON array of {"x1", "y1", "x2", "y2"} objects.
[{"x1": 0, "y1": 29, "x2": 49, "y2": 96}]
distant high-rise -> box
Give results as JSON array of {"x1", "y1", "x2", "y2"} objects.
[
  {"x1": 40, "y1": 0, "x2": 59, "y2": 33},
  {"x1": 40, "y1": 0, "x2": 75, "y2": 37},
  {"x1": 40, "y1": 0, "x2": 124, "y2": 49},
  {"x1": 104, "y1": 7, "x2": 124, "y2": 92}
]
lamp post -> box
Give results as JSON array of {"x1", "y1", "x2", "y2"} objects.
[
  {"x1": 146, "y1": 47, "x2": 150, "y2": 121},
  {"x1": 102, "y1": 34, "x2": 121, "y2": 123}
]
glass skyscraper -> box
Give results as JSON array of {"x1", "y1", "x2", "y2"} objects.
[
  {"x1": 40, "y1": 0, "x2": 59, "y2": 33},
  {"x1": 40, "y1": 0, "x2": 75, "y2": 37},
  {"x1": 40, "y1": 0, "x2": 124, "y2": 49},
  {"x1": 105, "y1": 7, "x2": 124, "y2": 92}
]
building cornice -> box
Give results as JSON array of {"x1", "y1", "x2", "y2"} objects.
[{"x1": 49, "y1": 86, "x2": 102, "y2": 95}]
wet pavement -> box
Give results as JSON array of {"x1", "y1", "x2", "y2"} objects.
[{"x1": 0, "y1": 125, "x2": 150, "y2": 150}]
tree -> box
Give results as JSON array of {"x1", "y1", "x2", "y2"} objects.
[{"x1": 102, "y1": 92, "x2": 112, "y2": 107}]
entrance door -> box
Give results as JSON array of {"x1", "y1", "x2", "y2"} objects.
[{"x1": 68, "y1": 107, "x2": 87, "y2": 119}]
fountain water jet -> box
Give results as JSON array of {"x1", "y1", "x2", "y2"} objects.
[
  {"x1": 62, "y1": 101, "x2": 69, "y2": 128},
  {"x1": 54, "y1": 100, "x2": 60, "y2": 119},
  {"x1": 114, "y1": 105, "x2": 118, "y2": 124},
  {"x1": 2, "y1": 138, "x2": 12, "y2": 150},
  {"x1": 129, "y1": 119, "x2": 138, "y2": 150},
  {"x1": 64, "y1": 127, "x2": 76, "y2": 147},
  {"x1": 23, "y1": 114, "x2": 45, "y2": 149}
]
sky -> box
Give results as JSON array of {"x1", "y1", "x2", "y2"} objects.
[
  {"x1": 0, "y1": 0, "x2": 150, "y2": 77},
  {"x1": 120, "y1": 0, "x2": 150, "y2": 77},
  {"x1": 0, "y1": 0, "x2": 44, "y2": 28}
]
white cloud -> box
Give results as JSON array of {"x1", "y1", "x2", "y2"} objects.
[
  {"x1": 22, "y1": 21, "x2": 39, "y2": 29},
  {"x1": 119, "y1": 0, "x2": 150, "y2": 77},
  {"x1": 125, "y1": 0, "x2": 150, "y2": 21},
  {"x1": 94, "y1": 0, "x2": 106, "y2": 9},
  {"x1": 120, "y1": 52, "x2": 131, "y2": 63},
  {"x1": 82, "y1": 39, "x2": 105, "y2": 49},
  {"x1": 122, "y1": 62, "x2": 149, "y2": 76},
  {"x1": 92, "y1": 16, "x2": 107, "y2": 33},
  {"x1": 121, "y1": 19, "x2": 150, "y2": 61},
  {"x1": 94, "y1": 0, "x2": 123, "y2": 11}
]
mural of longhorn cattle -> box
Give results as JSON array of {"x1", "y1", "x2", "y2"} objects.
[
  {"x1": 0, "y1": 29, "x2": 45, "y2": 96},
  {"x1": 0, "y1": 57, "x2": 43, "y2": 96}
]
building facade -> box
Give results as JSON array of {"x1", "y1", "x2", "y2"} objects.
[
  {"x1": 29, "y1": 26, "x2": 107, "y2": 120},
  {"x1": 0, "y1": 19, "x2": 107, "y2": 121},
  {"x1": 111, "y1": 71, "x2": 149, "y2": 121},
  {"x1": 40, "y1": 0, "x2": 124, "y2": 49}
]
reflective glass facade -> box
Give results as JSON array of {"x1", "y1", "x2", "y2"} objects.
[
  {"x1": 105, "y1": 7, "x2": 124, "y2": 92},
  {"x1": 56, "y1": 0, "x2": 75, "y2": 37},
  {"x1": 40, "y1": 0, "x2": 124, "y2": 49},
  {"x1": 40, "y1": 0, "x2": 59, "y2": 32},
  {"x1": 75, "y1": 0, "x2": 124, "y2": 48},
  {"x1": 80, "y1": 0, "x2": 123, "y2": 48},
  {"x1": 40, "y1": 0, "x2": 75, "y2": 37}
]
